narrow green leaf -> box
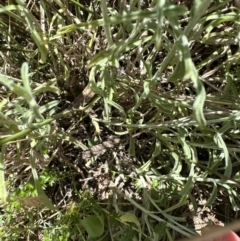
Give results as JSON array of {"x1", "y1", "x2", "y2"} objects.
[
  {"x1": 214, "y1": 131, "x2": 232, "y2": 177},
  {"x1": 152, "y1": 139, "x2": 161, "y2": 157},
  {"x1": 143, "y1": 80, "x2": 150, "y2": 96},
  {"x1": 87, "y1": 49, "x2": 112, "y2": 68},
  {"x1": 179, "y1": 136, "x2": 191, "y2": 161},
  {"x1": 205, "y1": 181, "x2": 218, "y2": 207},
  {"x1": 0, "y1": 5, "x2": 24, "y2": 22},
  {"x1": 0, "y1": 66, "x2": 43, "y2": 120},
  {"x1": 168, "y1": 61, "x2": 186, "y2": 83},
  {"x1": 128, "y1": 137, "x2": 135, "y2": 156},
  {"x1": 164, "y1": 5, "x2": 188, "y2": 16},
  {"x1": 89, "y1": 67, "x2": 103, "y2": 94},
  {"x1": 228, "y1": 190, "x2": 240, "y2": 211},
  {"x1": 58, "y1": 10, "x2": 156, "y2": 34},
  {"x1": 178, "y1": 176, "x2": 194, "y2": 196},
  {"x1": 136, "y1": 160, "x2": 152, "y2": 174},
  {"x1": 101, "y1": 0, "x2": 113, "y2": 47},
  {"x1": 191, "y1": 65, "x2": 206, "y2": 127},
  {"x1": 29, "y1": 149, "x2": 56, "y2": 210},
  {"x1": 0, "y1": 145, "x2": 8, "y2": 203},
  {"x1": 171, "y1": 152, "x2": 182, "y2": 174},
  {"x1": 112, "y1": 187, "x2": 194, "y2": 236},
  {"x1": 155, "y1": 0, "x2": 165, "y2": 50},
  {"x1": 107, "y1": 100, "x2": 126, "y2": 117},
  {"x1": 164, "y1": 195, "x2": 187, "y2": 213},
  {"x1": 189, "y1": 0, "x2": 212, "y2": 30}
]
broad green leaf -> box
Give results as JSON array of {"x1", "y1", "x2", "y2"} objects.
[
  {"x1": 80, "y1": 215, "x2": 104, "y2": 238},
  {"x1": 120, "y1": 213, "x2": 141, "y2": 231}
]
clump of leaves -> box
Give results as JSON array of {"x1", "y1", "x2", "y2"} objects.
[{"x1": 1, "y1": 0, "x2": 240, "y2": 240}]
